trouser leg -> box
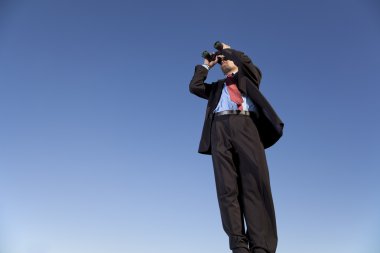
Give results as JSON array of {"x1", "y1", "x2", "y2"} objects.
[
  {"x1": 231, "y1": 116, "x2": 278, "y2": 253},
  {"x1": 211, "y1": 116, "x2": 249, "y2": 251}
]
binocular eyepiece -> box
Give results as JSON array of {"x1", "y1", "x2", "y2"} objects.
[{"x1": 201, "y1": 41, "x2": 224, "y2": 63}]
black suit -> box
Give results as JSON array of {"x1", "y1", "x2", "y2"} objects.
[
  {"x1": 190, "y1": 49, "x2": 284, "y2": 155},
  {"x1": 189, "y1": 49, "x2": 284, "y2": 253}
]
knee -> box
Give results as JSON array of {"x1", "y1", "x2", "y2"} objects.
[{"x1": 218, "y1": 186, "x2": 239, "y2": 205}]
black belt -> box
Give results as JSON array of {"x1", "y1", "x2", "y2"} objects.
[{"x1": 214, "y1": 110, "x2": 253, "y2": 117}]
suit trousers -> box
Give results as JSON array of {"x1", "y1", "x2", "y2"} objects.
[{"x1": 210, "y1": 114, "x2": 278, "y2": 253}]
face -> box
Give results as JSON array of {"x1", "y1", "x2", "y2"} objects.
[{"x1": 220, "y1": 58, "x2": 238, "y2": 74}]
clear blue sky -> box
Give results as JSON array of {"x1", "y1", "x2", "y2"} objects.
[{"x1": 1, "y1": 0, "x2": 379, "y2": 253}]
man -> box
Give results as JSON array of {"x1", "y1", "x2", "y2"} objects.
[{"x1": 189, "y1": 42, "x2": 284, "y2": 253}]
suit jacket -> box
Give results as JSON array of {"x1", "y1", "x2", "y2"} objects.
[{"x1": 189, "y1": 48, "x2": 284, "y2": 155}]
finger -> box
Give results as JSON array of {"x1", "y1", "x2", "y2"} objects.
[{"x1": 222, "y1": 43, "x2": 231, "y2": 49}]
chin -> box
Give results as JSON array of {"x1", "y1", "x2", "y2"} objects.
[{"x1": 221, "y1": 66, "x2": 230, "y2": 74}]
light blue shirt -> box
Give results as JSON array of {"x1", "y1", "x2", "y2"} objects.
[
  {"x1": 214, "y1": 83, "x2": 256, "y2": 113},
  {"x1": 201, "y1": 65, "x2": 256, "y2": 113}
]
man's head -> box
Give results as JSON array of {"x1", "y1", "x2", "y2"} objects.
[{"x1": 219, "y1": 56, "x2": 238, "y2": 75}]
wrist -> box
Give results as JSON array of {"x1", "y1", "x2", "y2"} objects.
[{"x1": 202, "y1": 64, "x2": 211, "y2": 70}]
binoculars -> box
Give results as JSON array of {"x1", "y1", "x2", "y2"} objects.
[{"x1": 201, "y1": 41, "x2": 224, "y2": 63}]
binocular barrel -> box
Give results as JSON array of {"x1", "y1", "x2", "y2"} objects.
[
  {"x1": 201, "y1": 41, "x2": 224, "y2": 60},
  {"x1": 202, "y1": 51, "x2": 215, "y2": 61},
  {"x1": 213, "y1": 41, "x2": 223, "y2": 51}
]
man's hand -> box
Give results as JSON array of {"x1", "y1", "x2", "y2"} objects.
[
  {"x1": 220, "y1": 42, "x2": 231, "y2": 50},
  {"x1": 203, "y1": 42, "x2": 231, "y2": 69},
  {"x1": 203, "y1": 55, "x2": 219, "y2": 69}
]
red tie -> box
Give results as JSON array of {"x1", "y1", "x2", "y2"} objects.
[{"x1": 226, "y1": 74, "x2": 243, "y2": 110}]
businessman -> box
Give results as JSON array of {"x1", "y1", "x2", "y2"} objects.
[{"x1": 189, "y1": 42, "x2": 284, "y2": 253}]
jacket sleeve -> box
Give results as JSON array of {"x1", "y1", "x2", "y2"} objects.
[
  {"x1": 189, "y1": 65, "x2": 213, "y2": 99},
  {"x1": 221, "y1": 48, "x2": 262, "y2": 88}
]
